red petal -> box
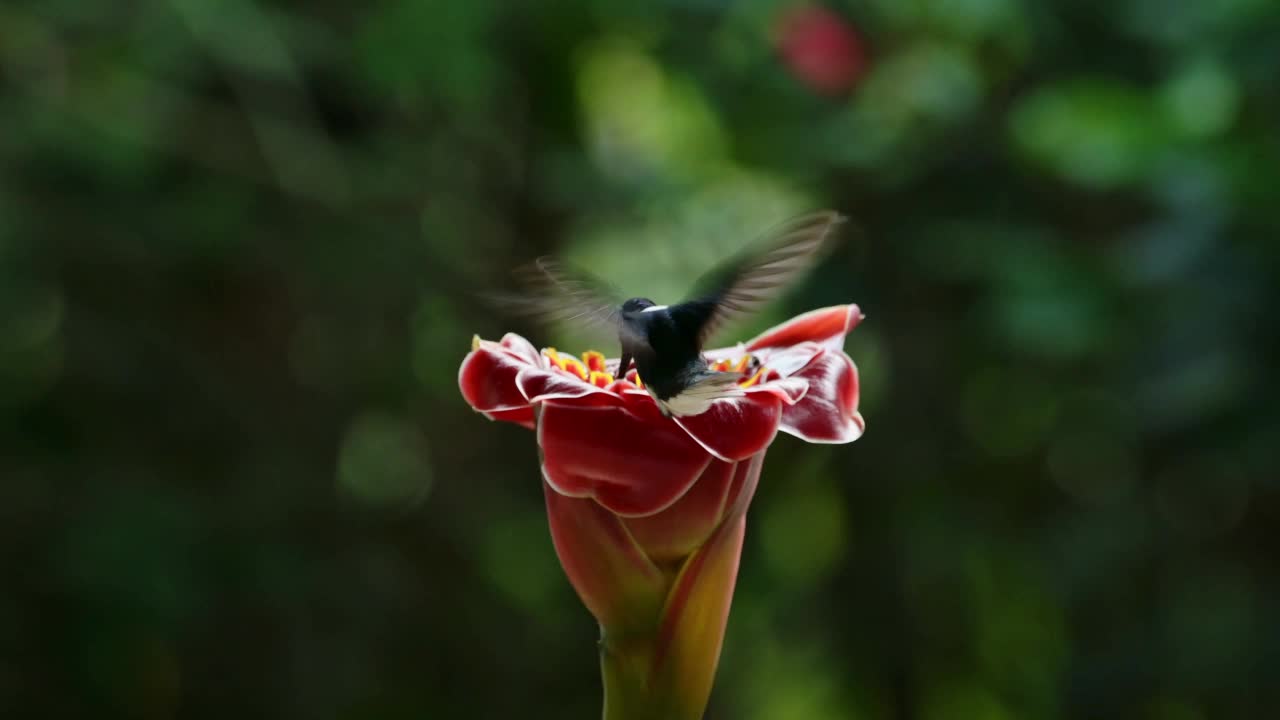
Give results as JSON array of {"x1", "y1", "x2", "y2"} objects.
[
  {"x1": 618, "y1": 388, "x2": 666, "y2": 419},
  {"x1": 458, "y1": 341, "x2": 535, "y2": 425},
  {"x1": 673, "y1": 393, "x2": 783, "y2": 462},
  {"x1": 723, "y1": 451, "x2": 765, "y2": 514},
  {"x1": 543, "y1": 482, "x2": 667, "y2": 630},
  {"x1": 516, "y1": 366, "x2": 614, "y2": 404},
  {"x1": 745, "y1": 376, "x2": 809, "y2": 405},
  {"x1": 779, "y1": 350, "x2": 864, "y2": 443},
  {"x1": 499, "y1": 332, "x2": 543, "y2": 365},
  {"x1": 623, "y1": 459, "x2": 736, "y2": 564},
  {"x1": 486, "y1": 407, "x2": 535, "y2": 429},
  {"x1": 539, "y1": 401, "x2": 712, "y2": 517},
  {"x1": 747, "y1": 304, "x2": 863, "y2": 352},
  {"x1": 756, "y1": 342, "x2": 824, "y2": 377}
]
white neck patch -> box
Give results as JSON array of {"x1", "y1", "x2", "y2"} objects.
[{"x1": 641, "y1": 305, "x2": 668, "y2": 313}]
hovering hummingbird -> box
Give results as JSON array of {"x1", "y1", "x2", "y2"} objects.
[{"x1": 503, "y1": 210, "x2": 846, "y2": 417}]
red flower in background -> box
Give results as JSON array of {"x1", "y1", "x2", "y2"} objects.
[
  {"x1": 459, "y1": 304, "x2": 865, "y2": 719},
  {"x1": 777, "y1": 5, "x2": 867, "y2": 96}
]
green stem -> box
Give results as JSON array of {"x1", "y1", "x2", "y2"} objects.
[{"x1": 600, "y1": 627, "x2": 690, "y2": 720}]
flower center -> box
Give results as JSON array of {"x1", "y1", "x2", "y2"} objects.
[
  {"x1": 543, "y1": 348, "x2": 768, "y2": 389},
  {"x1": 544, "y1": 348, "x2": 616, "y2": 388}
]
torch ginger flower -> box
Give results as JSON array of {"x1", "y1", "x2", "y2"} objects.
[{"x1": 459, "y1": 304, "x2": 865, "y2": 719}]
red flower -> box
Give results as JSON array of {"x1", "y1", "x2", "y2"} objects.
[
  {"x1": 776, "y1": 5, "x2": 867, "y2": 96},
  {"x1": 459, "y1": 304, "x2": 865, "y2": 718}
]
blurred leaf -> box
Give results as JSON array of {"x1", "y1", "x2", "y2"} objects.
[
  {"x1": 357, "y1": 0, "x2": 497, "y2": 108},
  {"x1": 758, "y1": 465, "x2": 848, "y2": 590},
  {"x1": 1011, "y1": 80, "x2": 1171, "y2": 188},
  {"x1": 576, "y1": 37, "x2": 729, "y2": 183}
]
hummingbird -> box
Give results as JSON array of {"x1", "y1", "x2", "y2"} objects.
[{"x1": 503, "y1": 210, "x2": 846, "y2": 417}]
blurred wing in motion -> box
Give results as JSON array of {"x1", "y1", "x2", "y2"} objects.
[
  {"x1": 488, "y1": 256, "x2": 624, "y2": 334},
  {"x1": 672, "y1": 210, "x2": 846, "y2": 345}
]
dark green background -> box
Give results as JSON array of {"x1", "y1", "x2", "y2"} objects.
[{"x1": 2, "y1": 1, "x2": 1276, "y2": 717}]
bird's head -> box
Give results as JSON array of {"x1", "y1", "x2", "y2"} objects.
[{"x1": 621, "y1": 298, "x2": 657, "y2": 314}]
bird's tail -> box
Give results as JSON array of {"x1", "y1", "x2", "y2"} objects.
[{"x1": 656, "y1": 371, "x2": 744, "y2": 417}]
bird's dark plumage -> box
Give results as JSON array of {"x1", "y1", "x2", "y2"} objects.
[{"x1": 498, "y1": 210, "x2": 846, "y2": 416}]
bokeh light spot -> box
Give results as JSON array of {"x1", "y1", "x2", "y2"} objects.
[
  {"x1": 411, "y1": 294, "x2": 464, "y2": 397},
  {"x1": 480, "y1": 513, "x2": 567, "y2": 615},
  {"x1": 336, "y1": 412, "x2": 433, "y2": 510},
  {"x1": 733, "y1": 634, "x2": 860, "y2": 720},
  {"x1": 1161, "y1": 58, "x2": 1239, "y2": 138}
]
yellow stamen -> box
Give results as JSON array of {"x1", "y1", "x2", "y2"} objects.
[
  {"x1": 739, "y1": 366, "x2": 766, "y2": 389},
  {"x1": 471, "y1": 334, "x2": 482, "y2": 351},
  {"x1": 583, "y1": 350, "x2": 607, "y2": 373},
  {"x1": 544, "y1": 347, "x2": 765, "y2": 393},
  {"x1": 544, "y1": 347, "x2": 587, "y2": 379},
  {"x1": 561, "y1": 356, "x2": 588, "y2": 380}
]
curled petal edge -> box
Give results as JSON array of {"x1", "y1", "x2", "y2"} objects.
[
  {"x1": 778, "y1": 350, "x2": 865, "y2": 444},
  {"x1": 516, "y1": 366, "x2": 614, "y2": 404},
  {"x1": 498, "y1": 332, "x2": 543, "y2": 365},
  {"x1": 458, "y1": 340, "x2": 536, "y2": 419},
  {"x1": 747, "y1": 304, "x2": 863, "y2": 353},
  {"x1": 672, "y1": 395, "x2": 782, "y2": 463}
]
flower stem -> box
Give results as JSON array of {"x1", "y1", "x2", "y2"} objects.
[
  {"x1": 596, "y1": 455, "x2": 764, "y2": 720},
  {"x1": 600, "y1": 628, "x2": 686, "y2": 720}
]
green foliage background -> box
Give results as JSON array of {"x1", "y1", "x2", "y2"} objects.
[{"x1": 2, "y1": 0, "x2": 1277, "y2": 717}]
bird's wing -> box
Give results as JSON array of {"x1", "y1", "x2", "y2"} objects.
[
  {"x1": 671, "y1": 210, "x2": 845, "y2": 346},
  {"x1": 491, "y1": 256, "x2": 624, "y2": 333}
]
